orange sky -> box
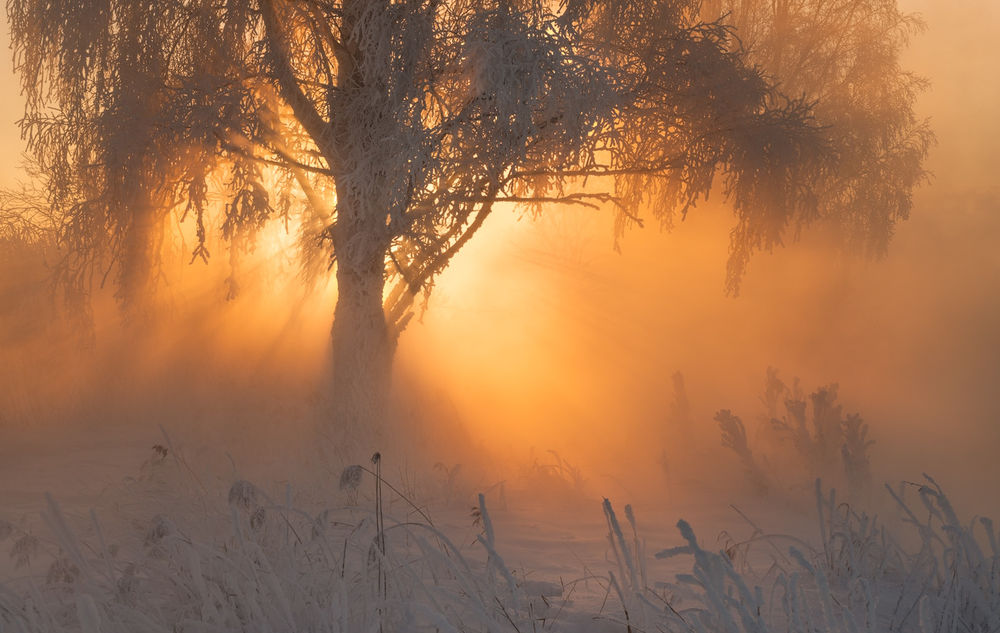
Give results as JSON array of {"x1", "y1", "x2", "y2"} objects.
[{"x1": 0, "y1": 24, "x2": 23, "y2": 187}]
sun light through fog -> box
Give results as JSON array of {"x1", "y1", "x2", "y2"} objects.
[{"x1": 1, "y1": 0, "x2": 998, "y2": 543}]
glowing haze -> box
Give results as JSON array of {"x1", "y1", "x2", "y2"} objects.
[
  {"x1": 0, "y1": 1, "x2": 998, "y2": 515},
  {"x1": 400, "y1": 0, "x2": 1000, "y2": 506}
]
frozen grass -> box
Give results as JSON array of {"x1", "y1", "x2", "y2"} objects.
[
  {"x1": 2, "y1": 465, "x2": 997, "y2": 632},
  {"x1": 0, "y1": 473, "x2": 546, "y2": 633},
  {"x1": 603, "y1": 477, "x2": 1000, "y2": 633}
]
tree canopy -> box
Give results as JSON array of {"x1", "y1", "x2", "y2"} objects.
[{"x1": 6, "y1": 0, "x2": 930, "y2": 430}]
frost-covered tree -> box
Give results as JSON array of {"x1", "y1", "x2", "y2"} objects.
[
  {"x1": 7, "y1": 0, "x2": 929, "y2": 433},
  {"x1": 703, "y1": 0, "x2": 933, "y2": 288}
]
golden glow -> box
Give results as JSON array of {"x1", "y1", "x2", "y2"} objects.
[
  {"x1": 2, "y1": 0, "x2": 1000, "y2": 512},
  {"x1": 0, "y1": 27, "x2": 26, "y2": 187}
]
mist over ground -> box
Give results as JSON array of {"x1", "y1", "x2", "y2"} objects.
[
  {"x1": 400, "y1": 0, "x2": 1000, "y2": 512},
  {"x1": 0, "y1": 0, "x2": 997, "y2": 563}
]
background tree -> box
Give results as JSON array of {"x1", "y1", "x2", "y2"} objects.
[
  {"x1": 702, "y1": 0, "x2": 933, "y2": 288},
  {"x1": 6, "y1": 0, "x2": 929, "y2": 436}
]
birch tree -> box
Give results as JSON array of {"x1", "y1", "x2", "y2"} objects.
[{"x1": 7, "y1": 0, "x2": 929, "y2": 433}]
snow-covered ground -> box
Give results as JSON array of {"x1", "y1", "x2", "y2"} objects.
[{"x1": 2, "y1": 419, "x2": 997, "y2": 633}]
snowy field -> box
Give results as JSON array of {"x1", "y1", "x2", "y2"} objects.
[{"x1": 1, "y1": 416, "x2": 997, "y2": 633}]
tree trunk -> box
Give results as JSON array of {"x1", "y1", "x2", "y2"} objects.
[{"x1": 329, "y1": 253, "x2": 395, "y2": 444}]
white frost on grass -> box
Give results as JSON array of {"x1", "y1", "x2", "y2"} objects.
[{"x1": 1, "y1": 467, "x2": 998, "y2": 632}]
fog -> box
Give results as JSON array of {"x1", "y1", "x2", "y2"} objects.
[
  {"x1": 401, "y1": 0, "x2": 1000, "y2": 511},
  {"x1": 1, "y1": 0, "x2": 998, "y2": 534}
]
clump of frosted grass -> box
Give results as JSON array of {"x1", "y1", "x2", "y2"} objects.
[
  {"x1": 602, "y1": 477, "x2": 1000, "y2": 633},
  {"x1": 0, "y1": 476, "x2": 534, "y2": 632}
]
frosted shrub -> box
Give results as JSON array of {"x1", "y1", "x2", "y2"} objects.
[{"x1": 718, "y1": 368, "x2": 874, "y2": 499}]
